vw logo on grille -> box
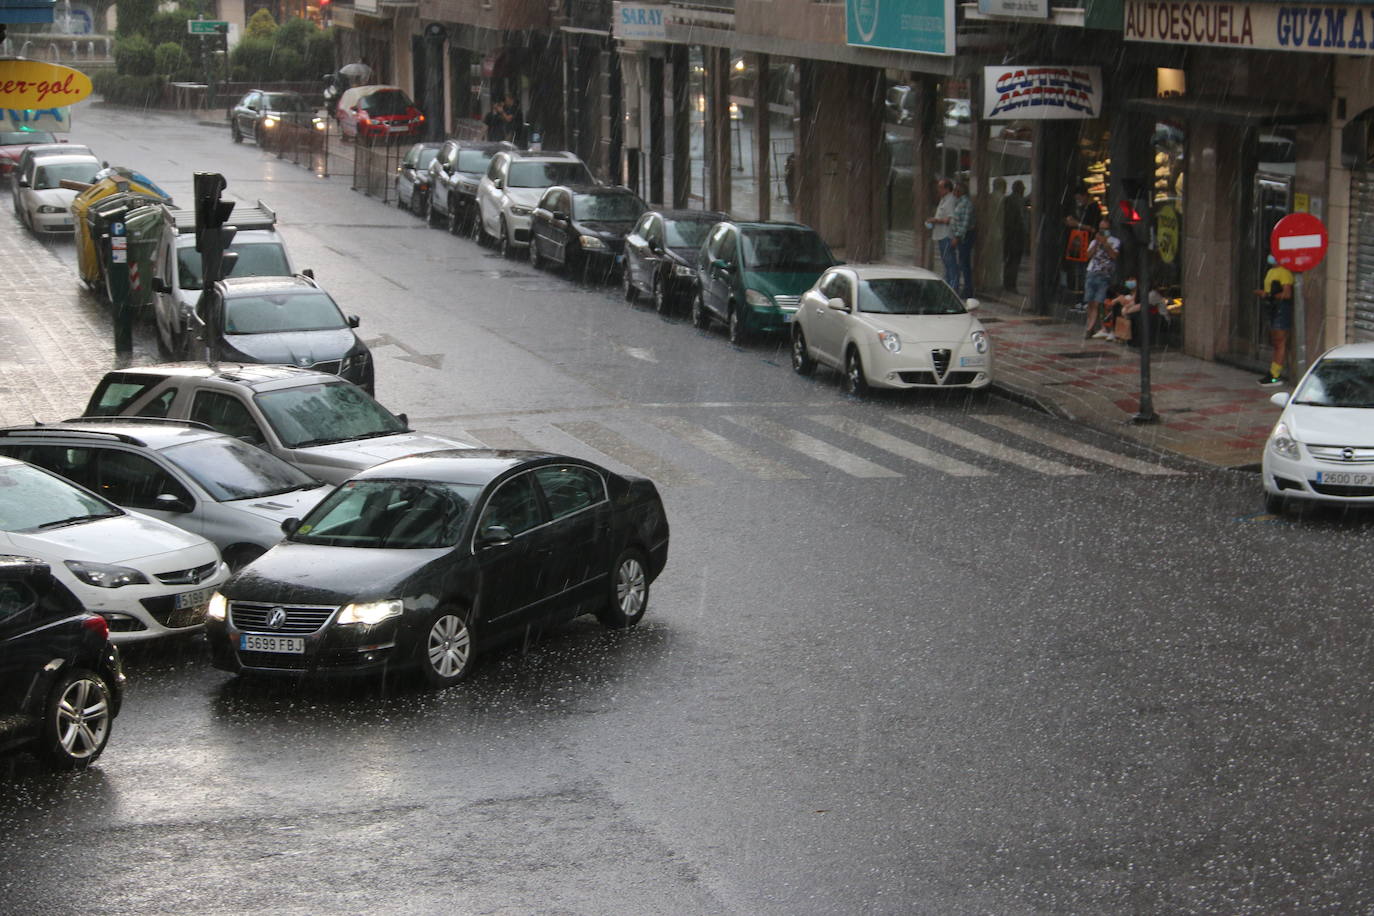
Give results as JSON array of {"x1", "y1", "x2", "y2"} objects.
[
  {"x1": 267, "y1": 607, "x2": 288, "y2": 630},
  {"x1": 1343, "y1": 447, "x2": 1357, "y2": 462}
]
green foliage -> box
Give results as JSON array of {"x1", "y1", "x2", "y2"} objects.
[
  {"x1": 114, "y1": 0, "x2": 158, "y2": 38},
  {"x1": 303, "y1": 28, "x2": 335, "y2": 78},
  {"x1": 92, "y1": 71, "x2": 166, "y2": 108},
  {"x1": 246, "y1": 8, "x2": 278, "y2": 39},
  {"x1": 154, "y1": 42, "x2": 192, "y2": 79},
  {"x1": 228, "y1": 36, "x2": 273, "y2": 82},
  {"x1": 114, "y1": 34, "x2": 156, "y2": 77},
  {"x1": 274, "y1": 17, "x2": 314, "y2": 54}
]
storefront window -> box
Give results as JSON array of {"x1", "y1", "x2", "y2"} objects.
[
  {"x1": 882, "y1": 72, "x2": 917, "y2": 263},
  {"x1": 1150, "y1": 120, "x2": 1185, "y2": 342}
]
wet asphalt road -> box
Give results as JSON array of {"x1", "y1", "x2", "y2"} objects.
[{"x1": 3, "y1": 103, "x2": 1374, "y2": 914}]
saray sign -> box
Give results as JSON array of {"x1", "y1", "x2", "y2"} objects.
[
  {"x1": 0, "y1": 60, "x2": 92, "y2": 109},
  {"x1": 982, "y1": 66, "x2": 1103, "y2": 120}
]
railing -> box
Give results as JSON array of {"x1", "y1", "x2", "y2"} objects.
[
  {"x1": 350, "y1": 135, "x2": 405, "y2": 201},
  {"x1": 271, "y1": 122, "x2": 331, "y2": 178}
]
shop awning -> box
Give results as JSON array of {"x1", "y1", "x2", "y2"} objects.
[{"x1": 1125, "y1": 95, "x2": 1324, "y2": 126}]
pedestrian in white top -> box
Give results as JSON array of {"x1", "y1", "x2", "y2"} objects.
[{"x1": 1084, "y1": 219, "x2": 1121, "y2": 339}]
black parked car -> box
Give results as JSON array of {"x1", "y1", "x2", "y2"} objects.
[
  {"x1": 197, "y1": 275, "x2": 374, "y2": 394},
  {"x1": 426, "y1": 139, "x2": 514, "y2": 235},
  {"x1": 229, "y1": 90, "x2": 320, "y2": 147},
  {"x1": 623, "y1": 209, "x2": 729, "y2": 314},
  {"x1": 529, "y1": 185, "x2": 647, "y2": 278},
  {"x1": 395, "y1": 141, "x2": 443, "y2": 217},
  {"x1": 205, "y1": 450, "x2": 670, "y2": 687},
  {"x1": 0, "y1": 556, "x2": 124, "y2": 770}
]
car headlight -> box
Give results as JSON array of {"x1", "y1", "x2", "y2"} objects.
[
  {"x1": 341, "y1": 351, "x2": 370, "y2": 373},
  {"x1": 313, "y1": 117, "x2": 327, "y2": 131},
  {"x1": 878, "y1": 330, "x2": 901, "y2": 353},
  {"x1": 64, "y1": 560, "x2": 149, "y2": 588},
  {"x1": 37, "y1": 204, "x2": 66, "y2": 213},
  {"x1": 207, "y1": 592, "x2": 227, "y2": 621},
  {"x1": 579, "y1": 234, "x2": 607, "y2": 249},
  {"x1": 509, "y1": 205, "x2": 532, "y2": 217},
  {"x1": 744, "y1": 289, "x2": 772, "y2": 309},
  {"x1": 1268, "y1": 421, "x2": 1301, "y2": 460},
  {"x1": 337, "y1": 599, "x2": 404, "y2": 626},
  {"x1": 673, "y1": 264, "x2": 695, "y2": 278},
  {"x1": 262, "y1": 116, "x2": 278, "y2": 128},
  {"x1": 971, "y1": 329, "x2": 989, "y2": 354}
]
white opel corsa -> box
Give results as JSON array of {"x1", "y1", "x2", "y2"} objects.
[
  {"x1": 0, "y1": 456, "x2": 228, "y2": 643},
  {"x1": 791, "y1": 265, "x2": 992, "y2": 395},
  {"x1": 1263, "y1": 342, "x2": 1374, "y2": 514}
]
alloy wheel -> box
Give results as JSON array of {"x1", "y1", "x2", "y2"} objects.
[
  {"x1": 51, "y1": 675, "x2": 110, "y2": 763},
  {"x1": 426, "y1": 613, "x2": 471, "y2": 680}
]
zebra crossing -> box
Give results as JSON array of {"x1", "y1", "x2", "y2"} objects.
[{"x1": 427, "y1": 406, "x2": 1191, "y2": 487}]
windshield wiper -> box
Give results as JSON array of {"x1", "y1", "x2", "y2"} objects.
[{"x1": 36, "y1": 512, "x2": 116, "y2": 529}]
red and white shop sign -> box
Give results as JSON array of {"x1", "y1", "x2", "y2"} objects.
[{"x1": 1270, "y1": 212, "x2": 1328, "y2": 273}]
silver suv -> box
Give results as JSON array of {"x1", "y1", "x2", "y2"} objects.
[
  {"x1": 0, "y1": 419, "x2": 332, "y2": 570},
  {"x1": 82, "y1": 366, "x2": 476, "y2": 484},
  {"x1": 476, "y1": 150, "x2": 594, "y2": 258}
]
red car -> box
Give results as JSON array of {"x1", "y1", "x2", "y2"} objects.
[
  {"x1": 0, "y1": 129, "x2": 59, "y2": 181},
  {"x1": 335, "y1": 85, "x2": 425, "y2": 142}
]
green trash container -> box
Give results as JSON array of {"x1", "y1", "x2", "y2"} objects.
[{"x1": 122, "y1": 203, "x2": 166, "y2": 313}]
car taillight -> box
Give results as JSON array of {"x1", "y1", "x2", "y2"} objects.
[{"x1": 82, "y1": 614, "x2": 109, "y2": 639}]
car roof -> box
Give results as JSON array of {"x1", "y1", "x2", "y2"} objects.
[
  {"x1": 31, "y1": 153, "x2": 100, "y2": 167},
  {"x1": 732, "y1": 220, "x2": 815, "y2": 233},
  {"x1": 562, "y1": 184, "x2": 635, "y2": 196},
  {"x1": 656, "y1": 209, "x2": 730, "y2": 223},
  {"x1": 448, "y1": 140, "x2": 515, "y2": 152},
  {"x1": 1317, "y1": 343, "x2": 1374, "y2": 360},
  {"x1": 0, "y1": 419, "x2": 227, "y2": 450},
  {"x1": 101, "y1": 364, "x2": 345, "y2": 392},
  {"x1": 354, "y1": 449, "x2": 586, "y2": 485},
  {"x1": 175, "y1": 227, "x2": 283, "y2": 246},
  {"x1": 501, "y1": 150, "x2": 579, "y2": 162},
  {"x1": 21, "y1": 143, "x2": 91, "y2": 158},
  {"x1": 219, "y1": 275, "x2": 320, "y2": 295},
  {"x1": 837, "y1": 264, "x2": 944, "y2": 282}
]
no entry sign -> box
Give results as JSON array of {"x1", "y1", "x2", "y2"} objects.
[{"x1": 1270, "y1": 212, "x2": 1328, "y2": 273}]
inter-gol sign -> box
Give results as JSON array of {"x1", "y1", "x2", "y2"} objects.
[{"x1": 0, "y1": 60, "x2": 93, "y2": 109}]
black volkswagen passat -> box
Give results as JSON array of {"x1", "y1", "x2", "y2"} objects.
[
  {"x1": 205, "y1": 450, "x2": 670, "y2": 687},
  {"x1": 0, "y1": 555, "x2": 124, "y2": 770},
  {"x1": 622, "y1": 209, "x2": 729, "y2": 314},
  {"x1": 529, "y1": 185, "x2": 647, "y2": 279}
]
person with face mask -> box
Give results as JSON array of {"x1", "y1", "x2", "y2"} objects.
[{"x1": 1254, "y1": 253, "x2": 1294, "y2": 385}]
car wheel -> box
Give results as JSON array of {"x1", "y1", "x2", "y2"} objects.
[
  {"x1": 728, "y1": 305, "x2": 750, "y2": 345},
  {"x1": 530, "y1": 237, "x2": 546, "y2": 269},
  {"x1": 1264, "y1": 492, "x2": 1287, "y2": 516},
  {"x1": 418, "y1": 610, "x2": 474, "y2": 688},
  {"x1": 844, "y1": 348, "x2": 870, "y2": 397},
  {"x1": 498, "y1": 218, "x2": 515, "y2": 258},
  {"x1": 37, "y1": 668, "x2": 112, "y2": 771},
  {"x1": 597, "y1": 548, "x2": 650, "y2": 629},
  {"x1": 652, "y1": 273, "x2": 670, "y2": 315},
  {"x1": 231, "y1": 123, "x2": 242, "y2": 144},
  {"x1": 623, "y1": 263, "x2": 638, "y2": 302},
  {"x1": 791, "y1": 326, "x2": 816, "y2": 376},
  {"x1": 691, "y1": 291, "x2": 710, "y2": 330}
]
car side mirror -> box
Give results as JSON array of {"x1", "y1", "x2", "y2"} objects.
[
  {"x1": 397, "y1": 412, "x2": 408, "y2": 427},
  {"x1": 827, "y1": 296, "x2": 848, "y2": 311},
  {"x1": 152, "y1": 277, "x2": 171, "y2": 294},
  {"x1": 479, "y1": 525, "x2": 514, "y2": 547},
  {"x1": 1269, "y1": 391, "x2": 1290, "y2": 408},
  {"x1": 348, "y1": 315, "x2": 360, "y2": 328},
  {"x1": 552, "y1": 210, "x2": 568, "y2": 222},
  {"x1": 301, "y1": 268, "x2": 314, "y2": 279},
  {"x1": 494, "y1": 177, "x2": 505, "y2": 190},
  {"x1": 712, "y1": 258, "x2": 733, "y2": 273},
  {"x1": 155, "y1": 493, "x2": 192, "y2": 513},
  {"x1": 281, "y1": 517, "x2": 301, "y2": 537},
  {"x1": 17, "y1": 176, "x2": 28, "y2": 188},
  {"x1": 965, "y1": 298, "x2": 980, "y2": 310}
]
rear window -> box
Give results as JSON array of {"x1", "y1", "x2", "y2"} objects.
[
  {"x1": 86, "y1": 374, "x2": 164, "y2": 416},
  {"x1": 0, "y1": 130, "x2": 55, "y2": 145},
  {"x1": 361, "y1": 91, "x2": 413, "y2": 116},
  {"x1": 178, "y1": 242, "x2": 291, "y2": 290},
  {"x1": 508, "y1": 161, "x2": 593, "y2": 188}
]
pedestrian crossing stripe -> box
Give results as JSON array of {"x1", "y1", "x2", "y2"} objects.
[{"x1": 450, "y1": 411, "x2": 1188, "y2": 486}]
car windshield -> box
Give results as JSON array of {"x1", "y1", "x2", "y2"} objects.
[
  {"x1": 254, "y1": 382, "x2": 407, "y2": 448},
  {"x1": 858, "y1": 278, "x2": 967, "y2": 315},
  {"x1": 1293, "y1": 358, "x2": 1374, "y2": 407},
  {"x1": 741, "y1": 228, "x2": 836, "y2": 272},
  {"x1": 0, "y1": 130, "x2": 55, "y2": 145},
  {"x1": 262, "y1": 93, "x2": 309, "y2": 112},
  {"x1": 457, "y1": 149, "x2": 495, "y2": 173},
  {"x1": 178, "y1": 242, "x2": 291, "y2": 290},
  {"x1": 574, "y1": 193, "x2": 644, "y2": 222},
  {"x1": 361, "y1": 91, "x2": 412, "y2": 116},
  {"x1": 508, "y1": 161, "x2": 592, "y2": 188},
  {"x1": 414, "y1": 148, "x2": 438, "y2": 170},
  {"x1": 161, "y1": 436, "x2": 319, "y2": 502},
  {"x1": 665, "y1": 219, "x2": 712, "y2": 248},
  {"x1": 291, "y1": 478, "x2": 480, "y2": 549},
  {"x1": 32, "y1": 161, "x2": 98, "y2": 190},
  {"x1": 223, "y1": 291, "x2": 347, "y2": 334},
  {"x1": 0, "y1": 463, "x2": 121, "y2": 532}
]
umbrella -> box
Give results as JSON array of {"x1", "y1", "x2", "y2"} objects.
[{"x1": 339, "y1": 62, "x2": 372, "y2": 82}]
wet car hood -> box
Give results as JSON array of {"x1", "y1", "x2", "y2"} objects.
[
  {"x1": 4, "y1": 513, "x2": 215, "y2": 564},
  {"x1": 221, "y1": 328, "x2": 357, "y2": 368},
  {"x1": 577, "y1": 219, "x2": 636, "y2": 237},
  {"x1": 296, "y1": 431, "x2": 476, "y2": 475},
  {"x1": 744, "y1": 270, "x2": 830, "y2": 300},
  {"x1": 228, "y1": 541, "x2": 448, "y2": 605},
  {"x1": 226, "y1": 485, "x2": 334, "y2": 522},
  {"x1": 1284, "y1": 403, "x2": 1374, "y2": 447}
]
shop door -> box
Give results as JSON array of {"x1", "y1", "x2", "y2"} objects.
[
  {"x1": 1347, "y1": 169, "x2": 1374, "y2": 342},
  {"x1": 1230, "y1": 173, "x2": 1291, "y2": 365}
]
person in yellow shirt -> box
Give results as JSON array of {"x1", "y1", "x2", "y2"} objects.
[{"x1": 1254, "y1": 254, "x2": 1294, "y2": 386}]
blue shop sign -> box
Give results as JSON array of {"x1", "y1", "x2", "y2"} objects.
[{"x1": 847, "y1": 0, "x2": 956, "y2": 56}]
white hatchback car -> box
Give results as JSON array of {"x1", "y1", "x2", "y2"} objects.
[
  {"x1": 1262, "y1": 343, "x2": 1374, "y2": 513},
  {"x1": 791, "y1": 265, "x2": 992, "y2": 395},
  {"x1": 0, "y1": 455, "x2": 228, "y2": 643},
  {"x1": 15, "y1": 152, "x2": 101, "y2": 233},
  {"x1": 0, "y1": 419, "x2": 333, "y2": 570},
  {"x1": 476, "y1": 150, "x2": 594, "y2": 258}
]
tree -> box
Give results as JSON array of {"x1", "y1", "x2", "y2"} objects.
[
  {"x1": 246, "y1": 9, "x2": 278, "y2": 39},
  {"x1": 114, "y1": 0, "x2": 158, "y2": 38}
]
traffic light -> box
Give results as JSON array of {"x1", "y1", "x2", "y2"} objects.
[
  {"x1": 1117, "y1": 178, "x2": 1151, "y2": 245},
  {"x1": 193, "y1": 171, "x2": 235, "y2": 254}
]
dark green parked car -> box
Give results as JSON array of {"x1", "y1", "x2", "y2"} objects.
[{"x1": 690, "y1": 221, "x2": 838, "y2": 344}]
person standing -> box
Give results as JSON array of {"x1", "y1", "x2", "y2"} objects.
[
  {"x1": 1063, "y1": 189, "x2": 1102, "y2": 301},
  {"x1": 1084, "y1": 218, "x2": 1121, "y2": 339},
  {"x1": 1003, "y1": 179, "x2": 1027, "y2": 293},
  {"x1": 928, "y1": 178, "x2": 959, "y2": 291},
  {"x1": 1254, "y1": 253, "x2": 1295, "y2": 385},
  {"x1": 978, "y1": 177, "x2": 1006, "y2": 293},
  {"x1": 502, "y1": 94, "x2": 525, "y2": 147},
  {"x1": 484, "y1": 99, "x2": 507, "y2": 141},
  {"x1": 951, "y1": 180, "x2": 976, "y2": 299}
]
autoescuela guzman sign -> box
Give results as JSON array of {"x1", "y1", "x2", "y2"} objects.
[
  {"x1": 1126, "y1": 0, "x2": 1374, "y2": 53},
  {"x1": 982, "y1": 66, "x2": 1103, "y2": 120}
]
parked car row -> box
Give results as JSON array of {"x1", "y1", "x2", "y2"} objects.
[{"x1": 9, "y1": 139, "x2": 101, "y2": 235}]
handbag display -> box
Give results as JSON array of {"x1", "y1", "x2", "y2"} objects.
[{"x1": 1064, "y1": 228, "x2": 1091, "y2": 262}]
